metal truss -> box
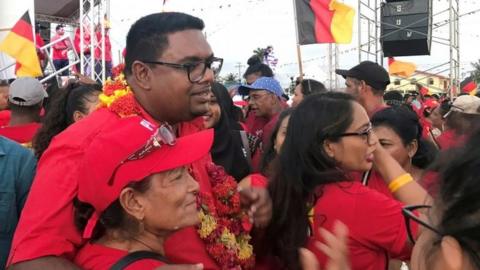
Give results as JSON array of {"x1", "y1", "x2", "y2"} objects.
[{"x1": 80, "y1": 0, "x2": 110, "y2": 83}]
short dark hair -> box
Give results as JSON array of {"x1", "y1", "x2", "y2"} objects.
[
  {"x1": 383, "y1": 90, "x2": 404, "y2": 107},
  {"x1": 55, "y1": 24, "x2": 64, "y2": 31},
  {"x1": 0, "y1": 80, "x2": 9, "y2": 87},
  {"x1": 299, "y1": 79, "x2": 327, "y2": 96},
  {"x1": 124, "y1": 12, "x2": 205, "y2": 76},
  {"x1": 8, "y1": 101, "x2": 42, "y2": 116}
]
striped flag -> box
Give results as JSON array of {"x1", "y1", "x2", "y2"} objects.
[
  {"x1": 461, "y1": 76, "x2": 478, "y2": 96},
  {"x1": 295, "y1": 0, "x2": 355, "y2": 45},
  {"x1": 0, "y1": 11, "x2": 42, "y2": 77}
]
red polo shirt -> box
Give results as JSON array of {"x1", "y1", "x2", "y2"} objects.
[
  {"x1": 8, "y1": 107, "x2": 220, "y2": 269},
  {"x1": 0, "y1": 122, "x2": 41, "y2": 145},
  {"x1": 74, "y1": 243, "x2": 165, "y2": 270},
  {"x1": 307, "y1": 181, "x2": 416, "y2": 270}
]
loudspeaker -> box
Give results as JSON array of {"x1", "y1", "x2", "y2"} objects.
[{"x1": 380, "y1": 0, "x2": 432, "y2": 57}]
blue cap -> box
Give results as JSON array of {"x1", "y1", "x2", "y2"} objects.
[{"x1": 238, "y1": 77, "x2": 284, "y2": 97}]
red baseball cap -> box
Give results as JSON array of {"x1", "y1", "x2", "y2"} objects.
[{"x1": 77, "y1": 115, "x2": 213, "y2": 238}]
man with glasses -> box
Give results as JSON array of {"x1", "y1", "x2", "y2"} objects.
[
  {"x1": 238, "y1": 77, "x2": 285, "y2": 171},
  {"x1": 8, "y1": 12, "x2": 271, "y2": 270},
  {"x1": 336, "y1": 61, "x2": 391, "y2": 117}
]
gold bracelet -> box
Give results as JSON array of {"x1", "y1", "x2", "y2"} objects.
[{"x1": 388, "y1": 173, "x2": 414, "y2": 193}]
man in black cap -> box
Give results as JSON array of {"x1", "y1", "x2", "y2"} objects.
[{"x1": 336, "y1": 61, "x2": 391, "y2": 117}]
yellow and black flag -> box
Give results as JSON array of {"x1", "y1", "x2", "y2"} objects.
[{"x1": 0, "y1": 11, "x2": 43, "y2": 77}]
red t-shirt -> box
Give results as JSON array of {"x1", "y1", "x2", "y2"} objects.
[
  {"x1": 51, "y1": 34, "x2": 69, "y2": 60},
  {"x1": 7, "y1": 108, "x2": 220, "y2": 269},
  {"x1": 307, "y1": 181, "x2": 416, "y2": 270},
  {"x1": 74, "y1": 243, "x2": 165, "y2": 270},
  {"x1": 0, "y1": 110, "x2": 11, "y2": 126},
  {"x1": 94, "y1": 32, "x2": 112, "y2": 61},
  {"x1": 0, "y1": 122, "x2": 41, "y2": 145},
  {"x1": 436, "y1": 129, "x2": 466, "y2": 150}
]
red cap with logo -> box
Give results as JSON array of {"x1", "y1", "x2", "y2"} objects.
[{"x1": 77, "y1": 115, "x2": 213, "y2": 238}]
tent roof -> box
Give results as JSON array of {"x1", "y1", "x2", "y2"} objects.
[{"x1": 35, "y1": 0, "x2": 79, "y2": 18}]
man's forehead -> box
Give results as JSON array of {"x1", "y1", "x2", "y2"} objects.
[{"x1": 161, "y1": 29, "x2": 213, "y2": 60}]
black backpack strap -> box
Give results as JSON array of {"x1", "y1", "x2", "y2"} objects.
[{"x1": 110, "y1": 250, "x2": 169, "y2": 270}]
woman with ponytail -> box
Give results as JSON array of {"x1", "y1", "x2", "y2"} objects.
[{"x1": 33, "y1": 81, "x2": 101, "y2": 158}]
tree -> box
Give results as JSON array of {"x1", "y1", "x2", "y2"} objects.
[
  {"x1": 253, "y1": 47, "x2": 266, "y2": 60},
  {"x1": 224, "y1": 73, "x2": 238, "y2": 84},
  {"x1": 472, "y1": 59, "x2": 480, "y2": 83}
]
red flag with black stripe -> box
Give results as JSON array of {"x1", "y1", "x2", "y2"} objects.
[
  {"x1": 461, "y1": 76, "x2": 478, "y2": 95},
  {"x1": 0, "y1": 11, "x2": 42, "y2": 77},
  {"x1": 295, "y1": 0, "x2": 355, "y2": 45}
]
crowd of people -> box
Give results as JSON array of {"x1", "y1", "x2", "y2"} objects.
[{"x1": 1, "y1": 11, "x2": 480, "y2": 270}]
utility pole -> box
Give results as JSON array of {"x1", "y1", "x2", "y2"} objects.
[{"x1": 234, "y1": 62, "x2": 245, "y2": 84}]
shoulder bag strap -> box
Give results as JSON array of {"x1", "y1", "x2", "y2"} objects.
[{"x1": 109, "y1": 250, "x2": 169, "y2": 270}]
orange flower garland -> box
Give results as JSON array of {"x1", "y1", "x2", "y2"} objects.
[
  {"x1": 98, "y1": 72, "x2": 141, "y2": 117},
  {"x1": 198, "y1": 163, "x2": 255, "y2": 269}
]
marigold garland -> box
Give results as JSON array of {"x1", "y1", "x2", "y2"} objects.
[
  {"x1": 197, "y1": 163, "x2": 255, "y2": 270},
  {"x1": 98, "y1": 72, "x2": 141, "y2": 117}
]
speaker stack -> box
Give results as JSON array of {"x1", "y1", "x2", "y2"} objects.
[{"x1": 381, "y1": 0, "x2": 433, "y2": 57}]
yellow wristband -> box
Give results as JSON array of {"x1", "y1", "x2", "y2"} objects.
[{"x1": 388, "y1": 173, "x2": 414, "y2": 193}]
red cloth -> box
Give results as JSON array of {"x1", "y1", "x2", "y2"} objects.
[
  {"x1": 7, "y1": 108, "x2": 219, "y2": 269},
  {"x1": 0, "y1": 122, "x2": 41, "y2": 144},
  {"x1": 0, "y1": 110, "x2": 11, "y2": 126},
  {"x1": 51, "y1": 34, "x2": 69, "y2": 60},
  {"x1": 244, "y1": 112, "x2": 268, "y2": 135},
  {"x1": 419, "y1": 171, "x2": 440, "y2": 196},
  {"x1": 307, "y1": 181, "x2": 416, "y2": 270},
  {"x1": 250, "y1": 113, "x2": 280, "y2": 172},
  {"x1": 74, "y1": 28, "x2": 91, "y2": 55},
  {"x1": 94, "y1": 32, "x2": 112, "y2": 61},
  {"x1": 74, "y1": 243, "x2": 165, "y2": 270},
  {"x1": 436, "y1": 129, "x2": 465, "y2": 150},
  {"x1": 350, "y1": 170, "x2": 393, "y2": 199},
  {"x1": 35, "y1": 33, "x2": 46, "y2": 61}
]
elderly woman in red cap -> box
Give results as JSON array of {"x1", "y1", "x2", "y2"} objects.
[{"x1": 72, "y1": 115, "x2": 213, "y2": 269}]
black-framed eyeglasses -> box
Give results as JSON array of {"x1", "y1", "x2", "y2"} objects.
[
  {"x1": 402, "y1": 205, "x2": 442, "y2": 243},
  {"x1": 108, "y1": 123, "x2": 176, "y2": 185},
  {"x1": 142, "y1": 57, "x2": 223, "y2": 83},
  {"x1": 335, "y1": 123, "x2": 374, "y2": 144}
]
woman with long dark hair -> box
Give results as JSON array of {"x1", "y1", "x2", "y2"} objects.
[
  {"x1": 265, "y1": 92, "x2": 430, "y2": 270},
  {"x1": 203, "y1": 82, "x2": 251, "y2": 181},
  {"x1": 33, "y1": 82, "x2": 101, "y2": 158}
]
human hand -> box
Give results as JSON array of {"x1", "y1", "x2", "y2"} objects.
[
  {"x1": 316, "y1": 221, "x2": 350, "y2": 270},
  {"x1": 238, "y1": 186, "x2": 272, "y2": 228}
]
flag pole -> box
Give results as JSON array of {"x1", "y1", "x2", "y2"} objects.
[{"x1": 292, "y1": 0, "x2": 304, "y2": 80}]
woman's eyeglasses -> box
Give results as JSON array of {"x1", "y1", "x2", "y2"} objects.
[
  {"x1": 402, "y1": 205, "x2": 442, "y2": 243},
  {"x1": 335, "y1": 123, "x2": 375, "y2": 144}
]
